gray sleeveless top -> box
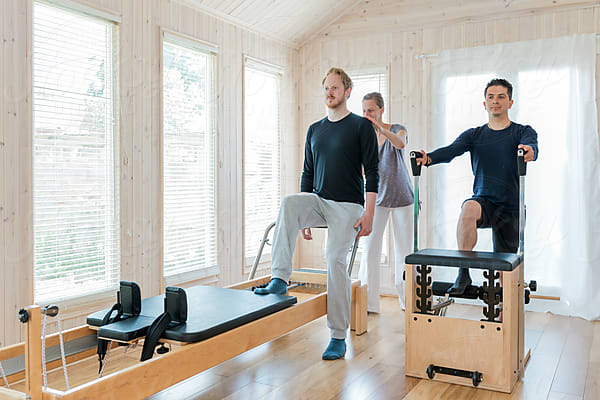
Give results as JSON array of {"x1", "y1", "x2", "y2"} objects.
[{"x1": 376, "y1": 124, "x2": 414, "y2": 208}]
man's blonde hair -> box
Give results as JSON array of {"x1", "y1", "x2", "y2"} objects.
[{"x1": 322, "y1": 67, "x2": 353, "y2": 90}]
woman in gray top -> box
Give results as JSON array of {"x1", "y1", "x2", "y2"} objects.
[{"x1": 358, "y1": 92, "x2": 414, "y2": 312}]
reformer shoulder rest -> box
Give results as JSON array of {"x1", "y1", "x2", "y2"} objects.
[{"x1": 405, "y1": 249, "x2": 522, "y2": 271}]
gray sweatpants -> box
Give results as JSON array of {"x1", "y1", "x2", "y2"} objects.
[{"x1": 271, "y1": 193, "x2": 364, "y2": 339}]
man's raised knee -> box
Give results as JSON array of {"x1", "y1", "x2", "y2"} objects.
[{"x1": 460, "y1": 200, "x2": 482, "y2": 223}]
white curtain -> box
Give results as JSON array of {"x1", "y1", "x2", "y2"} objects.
[{"x1": 427, "y1": 34, "x2": 600, "y2": 320}]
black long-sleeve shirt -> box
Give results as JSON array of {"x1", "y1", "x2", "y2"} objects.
[
  {"x1": 300, "y1": 113, "x2": 379, "y2": 206},
  {"x1": 428, "y1": 122, "x2": 539, "y2": 212}
]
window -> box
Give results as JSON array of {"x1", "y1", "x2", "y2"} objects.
[
  {"x1": 162, "y1": 33, "x2": 218, "y2": 281},
  {"x1": 433, "y1": 73, "x2": 497, "y2": 251},
  {"x1": 33, "y1": 1, "x2": 120, "y2": 302},
  {"x1": 347, "y1": 68, "x2": 388, "y2": 121},
  {"x1": 347, "y1": 68, "x2": 390, "y2": 266},
  {"x1": 243, "y1": 57, "x2": 282, "y2": 265},
  {"x1": 429, "y1": 35, "x2": 599, "y2": 317}
]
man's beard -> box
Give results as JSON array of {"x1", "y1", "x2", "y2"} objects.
[{"x1": 326, "y1": 96, "x2": 344, "y2": 109}]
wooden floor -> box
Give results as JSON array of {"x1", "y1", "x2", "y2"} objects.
[
  {"x1": 12, "y1": 297, "x2": 599, "y2": 399},
  {"x1": 147, "y1": 298, "x2": 599, "y2": 400}
]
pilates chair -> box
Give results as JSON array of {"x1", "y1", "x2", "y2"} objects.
[{"x1": 403, "y1": 149, "x2": 535, "y2": 393}]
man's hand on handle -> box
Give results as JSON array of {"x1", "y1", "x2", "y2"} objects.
[
  {"x1": 354, "y1": 212, "x2": 373, "y2": 238},
  {"x1": 518, "y1": 144, "x2": 534, "y2": 162},
  {"x1": 415, "y1": 150, "x2": 431, "y2": 166},
  {"x1": 354, "y1": 192, "x2": 376, "y2": 238}
]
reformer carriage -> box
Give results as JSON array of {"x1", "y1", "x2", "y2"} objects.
[
  {"x1": 0, "y1": 225, "x2": 367, "y2": 400},
  {"x1": 403, "y1": 149, "x2": 535, "y2": 393}
]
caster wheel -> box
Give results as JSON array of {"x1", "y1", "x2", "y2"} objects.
[
  {"x1": 156, "y1": 344, "x2": 170, "y2": 355},
  {"x1": 473, "y1": 371, "x2": 482, "y2": 387},
  {"x1": 426, "y1": 364, "x2": 435, "y2": 379}
]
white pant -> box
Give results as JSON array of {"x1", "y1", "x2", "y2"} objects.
[
  {"x1": 271, "y1": 193, "x2": 364, "y2": 339},
  {"x1": 358, "y1": 205, "x2": 412, "y2": 312}
]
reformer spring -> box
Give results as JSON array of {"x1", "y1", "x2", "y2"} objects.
[{"x1": 41, "y1": 305, "x2": 70, "y2": 389}]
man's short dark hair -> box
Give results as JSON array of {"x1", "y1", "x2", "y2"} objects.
[{"x1": 485, "y1": 78, "x2": 513, "y2": 100}]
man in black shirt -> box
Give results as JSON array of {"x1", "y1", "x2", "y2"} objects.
[{"x1": 255, "y1": 67, "x2": 379, "y2": 360}]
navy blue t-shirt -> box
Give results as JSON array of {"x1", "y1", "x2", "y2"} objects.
[
  {"x1": 300, "y1": 113, "x2": 379, "y2": 206},
  {"x1": 428, "y1": 122, "x2": 539, "y2": 212}
]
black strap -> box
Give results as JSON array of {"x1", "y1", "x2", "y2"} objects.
[
  {"x1": 96, "y1": 303, "x2": 123, "y2": 372},
  {"x1": 95, "y1": 281, "x2": 142, "y2": 373},
  {"x1": 140, "y1": 312, "x2": 172, "y2": 361}
]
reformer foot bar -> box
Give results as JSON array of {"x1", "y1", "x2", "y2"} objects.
[
  {"x1": 0, "y1": 232, "x2": 367, "y2": 399},
  {"x1": 403, "y1": 149, "x2": 530, "y2": 393}
]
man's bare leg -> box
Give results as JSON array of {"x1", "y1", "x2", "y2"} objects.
[{"x1": 448, "y1": 200, "x2": 482, "y2": 295}]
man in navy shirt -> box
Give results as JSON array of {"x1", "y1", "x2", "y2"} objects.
[
  {"x1": 416, "y1": 78, "x2": 538, "y2": 295},
  {"x1": 255, "y1": 67, "x2": 379, "y2": 360}
]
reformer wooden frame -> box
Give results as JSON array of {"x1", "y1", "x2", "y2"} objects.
[
  {"x1": 0, "y1": 272, "x2": 367, "y2": 400},
  {"x1": 404, "y1": 261, "x2": 526, "y2": 393}
]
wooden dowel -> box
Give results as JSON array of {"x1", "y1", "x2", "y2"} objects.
[{"x1": 530, "y1": 294, "x2": 560, "y2": 301}]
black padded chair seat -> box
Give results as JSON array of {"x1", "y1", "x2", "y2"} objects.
[
  {"x1": 405, "y1": 248, "x2": 522, "y2": 271},
  {"x1": 88, "y1": 286, "x2": 297, "y2": 343}
]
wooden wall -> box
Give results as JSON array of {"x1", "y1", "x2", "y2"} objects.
[
  {"x1": 295, "y1": 3, "x2": 600, "y2": 267},
  {"x1": 0, "y1": 0, "x2": 300, "y2": 346}
]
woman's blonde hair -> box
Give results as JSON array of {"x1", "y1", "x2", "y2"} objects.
[{"x1": 363, "y1": 92, "x2": 384, "y2": 108}]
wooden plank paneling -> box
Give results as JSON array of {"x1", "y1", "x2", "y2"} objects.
[
  {"x1": 324, "y1": 0, "x2": 600, "y2": 39},
  {"x1": 0, "y1": 0, "x2": 6, "y2": 348},
  {"x1": 179, "y1": 0, "x2": 361, "y2": 47},
  {"x1": 120, "y1": 0, "x2": 135, "y2": 287},
  {"x1": 0, "y1": 0, "x2": 32, "y2": 346}
]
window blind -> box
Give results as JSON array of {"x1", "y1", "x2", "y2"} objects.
[
  {"x1": 348, "y1": 68, "x2": 390, "y2": 265},
  {"x1": 32, "y1": 1, "x2": 120, "y2": 303},
  {"x1": 243, "y1": 57, "x2": 282, "y2": 265},
  {"x1": 347, "y1": 68, "x2": 389, "y2": 122},
  {"x1": 162, "y1": 35, "x2": 218, "y2": 279}
]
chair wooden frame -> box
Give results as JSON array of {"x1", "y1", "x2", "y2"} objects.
[{"x1": 404, "y1": 261, "x2": 526, "y2": 393}]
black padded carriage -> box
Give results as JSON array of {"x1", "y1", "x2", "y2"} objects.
[
  {"x1": 405, "y1": 249, "x2": 522, "y2": 271},
  {"x1": 87, "y1": 285, "x2": 297, "y2": 343}
]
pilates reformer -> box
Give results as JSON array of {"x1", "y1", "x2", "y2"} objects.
[
  {"x1": 0, "y1": 223, "x2": 367, "y2": 400},
  {"x1": 403, "y1": 149, "x2": 535, "y2": 393}
]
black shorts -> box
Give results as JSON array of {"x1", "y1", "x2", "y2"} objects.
[{"x1": 463, "y1": 197, "x2": 519, "y2": 254}]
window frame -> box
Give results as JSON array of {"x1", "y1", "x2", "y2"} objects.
[
  {"x1": 241, "y1": 55, "x2": 284, "y2": 269},
  {"x1": 31, "y1": 0, "x2": 121, "y2": 303},
  {"x1": 159, "y1": 29, "x2": 220, "y2": 286}
]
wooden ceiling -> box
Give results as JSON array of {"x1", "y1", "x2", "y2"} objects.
[
  {"x1": 182, "y1": 0, "x2": 600, "y2": 47},
  {"x1": 182, "y1": 0, "x2": 363, "y2": 48},
  {"x1": 323, "y1": 0, "x2": 600, "y2": 37}
]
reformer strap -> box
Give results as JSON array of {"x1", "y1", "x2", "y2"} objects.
[
  {"x1": 96, "y1": 281, "x2": 141, "y2": 372},
  {"x1": 97, "y1": 303, "x2": 122, "y2": 372},
  {"x1": 140, "y1": 312, "x2": 172, "y2": 361},
  {"x1": 140, "y1": 286, "x2": 187, "y2": 361}
]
